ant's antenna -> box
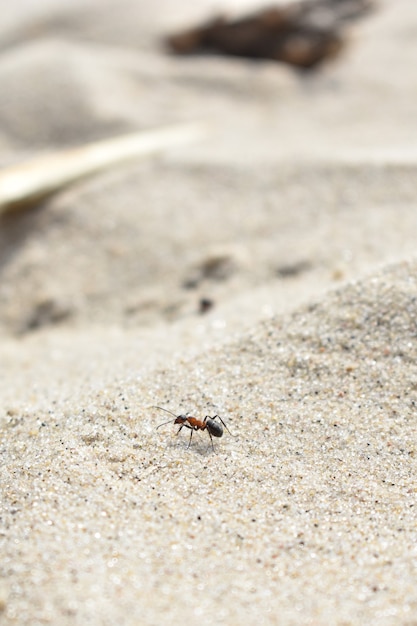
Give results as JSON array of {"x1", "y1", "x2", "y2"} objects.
[{"x1": 154, "y1": 406, "x2": 178, "y2": 429}]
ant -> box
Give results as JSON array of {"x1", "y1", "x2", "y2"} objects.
[{"x1": 155, "y1": 406, "x2": 236, "y2": 451}]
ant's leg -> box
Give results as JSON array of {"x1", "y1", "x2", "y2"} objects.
[
  {"x1": 187, "y1": 428, "x2": 193, "y2": 449},
  {"x1": 213, "y1": 415, "x2": 237, "y2": 437},
  {"x1": 177, "y1": 423, "x2": 194, "y2": 448},
  {"x1": 176, "y1": 423, "x2": 193, "y2": 436},
  {"x1": 207, "y1": 429, "x2": 215, "y2": 452}
]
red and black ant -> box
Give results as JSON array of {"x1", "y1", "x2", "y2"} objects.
[{"x1": 155, "y1": 406, "x2": 236, "y2": 451}]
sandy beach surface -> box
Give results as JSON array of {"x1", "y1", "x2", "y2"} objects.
[{"x1": 1, "y1": 1, "x2": 417, "y2": 624}]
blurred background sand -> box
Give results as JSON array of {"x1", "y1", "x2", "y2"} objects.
[{"x1": 1, "y1": 1, "x2": 417, "y2": 624}]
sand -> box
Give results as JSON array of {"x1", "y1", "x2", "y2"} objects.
[{"x1": 1, "y1": 1, "x2": 417, "y2": 624}]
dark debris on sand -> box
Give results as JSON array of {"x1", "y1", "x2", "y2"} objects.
[{"x1": 166, "y1": 0, "x2": 375, "y2": 69}]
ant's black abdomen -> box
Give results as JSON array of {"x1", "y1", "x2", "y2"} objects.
[{"x1": 206, "y1": 417, "x2": 223, "y2": 438}]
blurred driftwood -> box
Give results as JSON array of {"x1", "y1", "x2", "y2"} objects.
[
  {"x1": 0, "y1": 122, "x2": 206, "y2": 215},
  {"x1": 167, "y1": 0, "x2": 374, "y2": 69}
]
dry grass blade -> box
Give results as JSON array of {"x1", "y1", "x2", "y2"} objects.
[{"x1": 0, "y1": 122, "x2": 207, "y2": 214}]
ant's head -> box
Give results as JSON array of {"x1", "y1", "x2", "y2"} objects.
[{"x1": 155, "y1": 406, "x2": 189, "y2": 430}]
